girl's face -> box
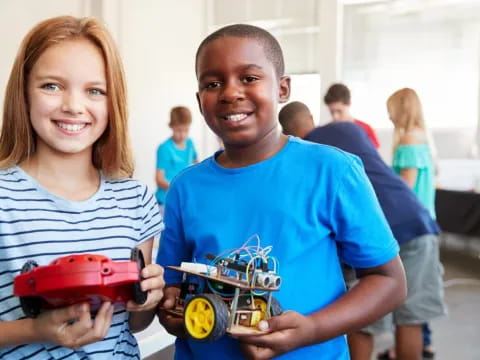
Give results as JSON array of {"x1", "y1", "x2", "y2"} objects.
[{"x1": 27, "y1": 38, "x2": 108, "y2": 159}]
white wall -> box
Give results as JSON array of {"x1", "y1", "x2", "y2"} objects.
[{"x1": 113, "y1": 0, "x2": 210, "y2": 190}]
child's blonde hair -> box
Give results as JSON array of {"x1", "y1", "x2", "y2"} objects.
[
  {"x1": 0, "y1": 15, "x2": 133, "y2": 178},
  {"x1": 387, "y1": 88, "x2": 426, "y2": 151},
  {"x1": 169, "y1": 106, "x2": 192, "y2": 127}
]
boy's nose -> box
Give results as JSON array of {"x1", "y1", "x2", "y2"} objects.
[
  {"x1": 219, "y1": 82, "x2": 244, "y2": 103},
  {"x1": 61, "y1": 92, "x2": 84, "y2": 115}
]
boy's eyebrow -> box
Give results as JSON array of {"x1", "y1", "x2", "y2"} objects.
[{"x1": 198, "y1": 64, "x2": 264, "y2": 81}]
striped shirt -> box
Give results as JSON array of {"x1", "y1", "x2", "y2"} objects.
[{"x1": 0, "y1": 166, "x2": 164, "y2": 359}]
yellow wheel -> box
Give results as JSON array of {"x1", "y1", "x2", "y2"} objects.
[
  {"x1": 254, "y1": 297, "x2": 268, "y2": 320},
  {"x1": 184, "y1": 294, "x2": 228, "y2": 342},
  {"x1": 254, "y1": 296, "x2": 283, "y2": 319}
]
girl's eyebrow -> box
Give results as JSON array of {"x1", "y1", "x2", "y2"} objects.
[{"x1": 32, "y1": 74, "x2": 106, "y2": 87}]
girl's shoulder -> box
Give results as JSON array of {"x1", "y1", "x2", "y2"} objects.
[{"x1": 399, "y1": 129, "x2": 426, "y2": 145}]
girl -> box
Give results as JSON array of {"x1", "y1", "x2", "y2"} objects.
[
  {"x1": 388, "y1": 88, "x2": 436, "y2": 218},
  {"x1": 378, "y1": 88, "x2": 438, "y2": 360},
  {"x1": 0, "y1": 16, "x2": 164, "y2": 359}
]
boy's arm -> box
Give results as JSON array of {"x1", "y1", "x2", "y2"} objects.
[
  {"x1": 155, "y1": 169, "x2": 169, "y2": 190},
  {"x1": 238, "y1": 255, "x2": 406, "y2": 360}
]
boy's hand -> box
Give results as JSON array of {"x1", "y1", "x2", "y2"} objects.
[
  {"x1": 237, "y1": 311, "x2": 316, "y2": 360},
  {"x1": 33, "y1": 302, "x2": 114, "y2": 349},
  {"x1": 126, "y1": 264, "x2": 165, "y2": 312},
  {"x1": 157, "y1": 285, "x2": 188, "y2": 338}
]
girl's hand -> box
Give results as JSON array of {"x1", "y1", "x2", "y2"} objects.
[
  {"x1": 236, "y1": 311, "x2": 316, "y2": 360},
  {"x1": 126, "y1": 263, "x2": 165, "y2": 312},
  {"x1": 33, "y1": 302, "x2": 114, "y2": 349}
]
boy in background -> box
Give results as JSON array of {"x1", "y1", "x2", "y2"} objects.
[
  {"x1": 157, "y1": 24, "x2": 406, "y2": 360},
  {"x1": 324, "y1": 83, "x2": 380, "y2": 148},
  {"x1": 155, "y1": 106, "x2": 198, "y2": 205},
  {"x1": 279, "y1": 101, "x2": 446, "y2": 360}
]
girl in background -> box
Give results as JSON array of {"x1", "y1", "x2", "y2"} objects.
[
  {"x1": 379, "y1": 88, "x2": 439, "y2": 360},
  {"x1": 0, "y1": 16, "x2": 164, "y2": 359}
]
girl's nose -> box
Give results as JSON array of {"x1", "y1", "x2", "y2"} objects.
[{"x1": 61, "y1": 92, "x2": 84, "y2": 115}]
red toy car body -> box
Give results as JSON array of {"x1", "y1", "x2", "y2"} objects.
[{"x1": 14, "y1": 248, "x2": 146, "y2": 317}]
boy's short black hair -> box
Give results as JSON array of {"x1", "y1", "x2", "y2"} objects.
[
  {"x1": 195, "y1": 24, "x2": 285, "y2": 78},
  {"x1": 324, "y1": 83, "x2": 351, "y2": 105}
]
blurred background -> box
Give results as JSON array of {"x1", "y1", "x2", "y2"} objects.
[{"x1": 1, "y1": 1, "x2": 479, "y2": 359}]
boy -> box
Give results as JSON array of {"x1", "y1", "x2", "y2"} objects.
[
  {"x1": 155, "y1": 106, "x2": 198, "y2": 205},
  {"x1": 157, "y1": 24, "x2": 406, "y2": 360},
  {"x1": 324, "y1": 83, "x2": 380, "y2": 148},
  {"x1": 279, "y1": 101, "x2": 446, "y2": 360}
]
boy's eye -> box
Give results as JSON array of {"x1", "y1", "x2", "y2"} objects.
[
  {"x1": 243, "y1": 76, "x2": 259, "y2": 83},
  {"x1": 41, "y1": 83, "x2": 61, "y2": 91},
  {"x1": 88, "y1": 88, "x2": 106, "y2": 96},
  {"x1": 204, "y1": 81, "x2": 221, "y2": 89}
]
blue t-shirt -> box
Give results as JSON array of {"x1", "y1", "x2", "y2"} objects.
[
  {"x1": 305, "y1": 122, "x2": 439, "y2": 244},
  {"x1": 155, "y1": 137, "x2": 197, "y2": 203},
  {"x1": 0, "y1": 167, "x2": 164, "y2": 359},
  {"x1": 156, "y1": 137, "x2": 399, "y2": 360}
]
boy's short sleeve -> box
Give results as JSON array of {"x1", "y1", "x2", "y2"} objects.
[
  {"x1": 138, "y1": 185, "x2": 164, "y2": 243},
  {"x1": 332, "y1": 156, "x2": 399, "y2": 268},
  {"x1": 156, "y1": 143, "x2": 169, "y2": 170},
  {"x1": 393, "y1": 145, "x2": 431, "y2": 169},
  {"x1": 156, "y1": 185, "x2": 191, "y2": 284}
]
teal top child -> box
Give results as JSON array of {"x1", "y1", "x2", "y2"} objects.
[
  {"x1": 388, "y1": 88, "x2": 436, "y2": 218},
  {"x1": 155, "y1": 106, "x2": 198, "y2": 204},
  {"x1": 157, "y1": 24, "x2": 407, "y2": 360}
]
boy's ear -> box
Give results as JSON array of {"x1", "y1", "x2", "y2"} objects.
[
  {"x1": 278, "y1": 76, "x2": 291, "y2": 104},
  {"x1": 196, "y1": 92, "x2": 203, "y2": 115}
]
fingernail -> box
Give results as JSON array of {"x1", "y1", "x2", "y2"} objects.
[
  {"x1": 143, "y1": 269, "x2": 149, "y2": 277},
  {"x1": 258, "y1": 320, "x2": 269, "y2": 331}
]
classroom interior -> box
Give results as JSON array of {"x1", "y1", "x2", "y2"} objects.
[{"x1": 1, "y1": 0, "x2": 479, "y2": 359}]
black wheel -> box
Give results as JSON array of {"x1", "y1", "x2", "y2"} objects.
[
  {"x1": 130, "y1": 248, "x2": 148, "y2": 305},
  {"x1": 254, "y1": 295, "x2": 283, "y2": 319},
  {"x1": 19, "y1": 260, "x2": 42, "y2": 318},
  {"x1": 184, "y1": 293, "x2": 229, "y2": 342}
]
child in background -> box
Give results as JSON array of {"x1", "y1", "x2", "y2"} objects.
[
  {"x1": 0, "y1": 16, "x2": 164, "y2": 359},
  {"x1": 384, "y1": 88, "x2": 439, "y2": 359},
  {"x1": 157, "y1": 24, "x2": 406, "y2": 360},
  {"x1": 389, "y1": 88, "x2": 436, "y2": 218},
  {"x1": 155, "y1": 106, "x2": 198, "y2": 205},
  {"x1": 324, "y1": 83, "x2": 380, "y2": 149}
]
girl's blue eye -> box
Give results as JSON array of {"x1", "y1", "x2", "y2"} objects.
[
  {"x1": 42, "y1": 83, "x2": 60, "y2": 91},
  {"x1": 88, "y1": 88, "x2": 106, "y2": 96}
]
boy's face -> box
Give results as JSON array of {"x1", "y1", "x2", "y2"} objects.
[
  {"x1": 196, "y1": 36, "x2": 290, "y2": 147},
  {"x1": 170, "y1": 124, "x2": 190, "y2": 144},
  {"x1": 327, "y1": 101, "x2": 352, "y2": 122}
]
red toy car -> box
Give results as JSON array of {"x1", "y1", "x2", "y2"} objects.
[{"x1": 14, "y1": 248, "x2": 147, "y2": 317}]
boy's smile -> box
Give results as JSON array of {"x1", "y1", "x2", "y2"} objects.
[{"x1": 196, "y1": 36, "x2": 290, "y2": 161}]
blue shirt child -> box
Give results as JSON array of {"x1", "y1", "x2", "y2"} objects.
[
  {"x1": 157, "y1": 137, "x2": 399, "y2": 360},
  {"x1": 155, "y1": 137, "x2": 197, "y2": 204}
]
